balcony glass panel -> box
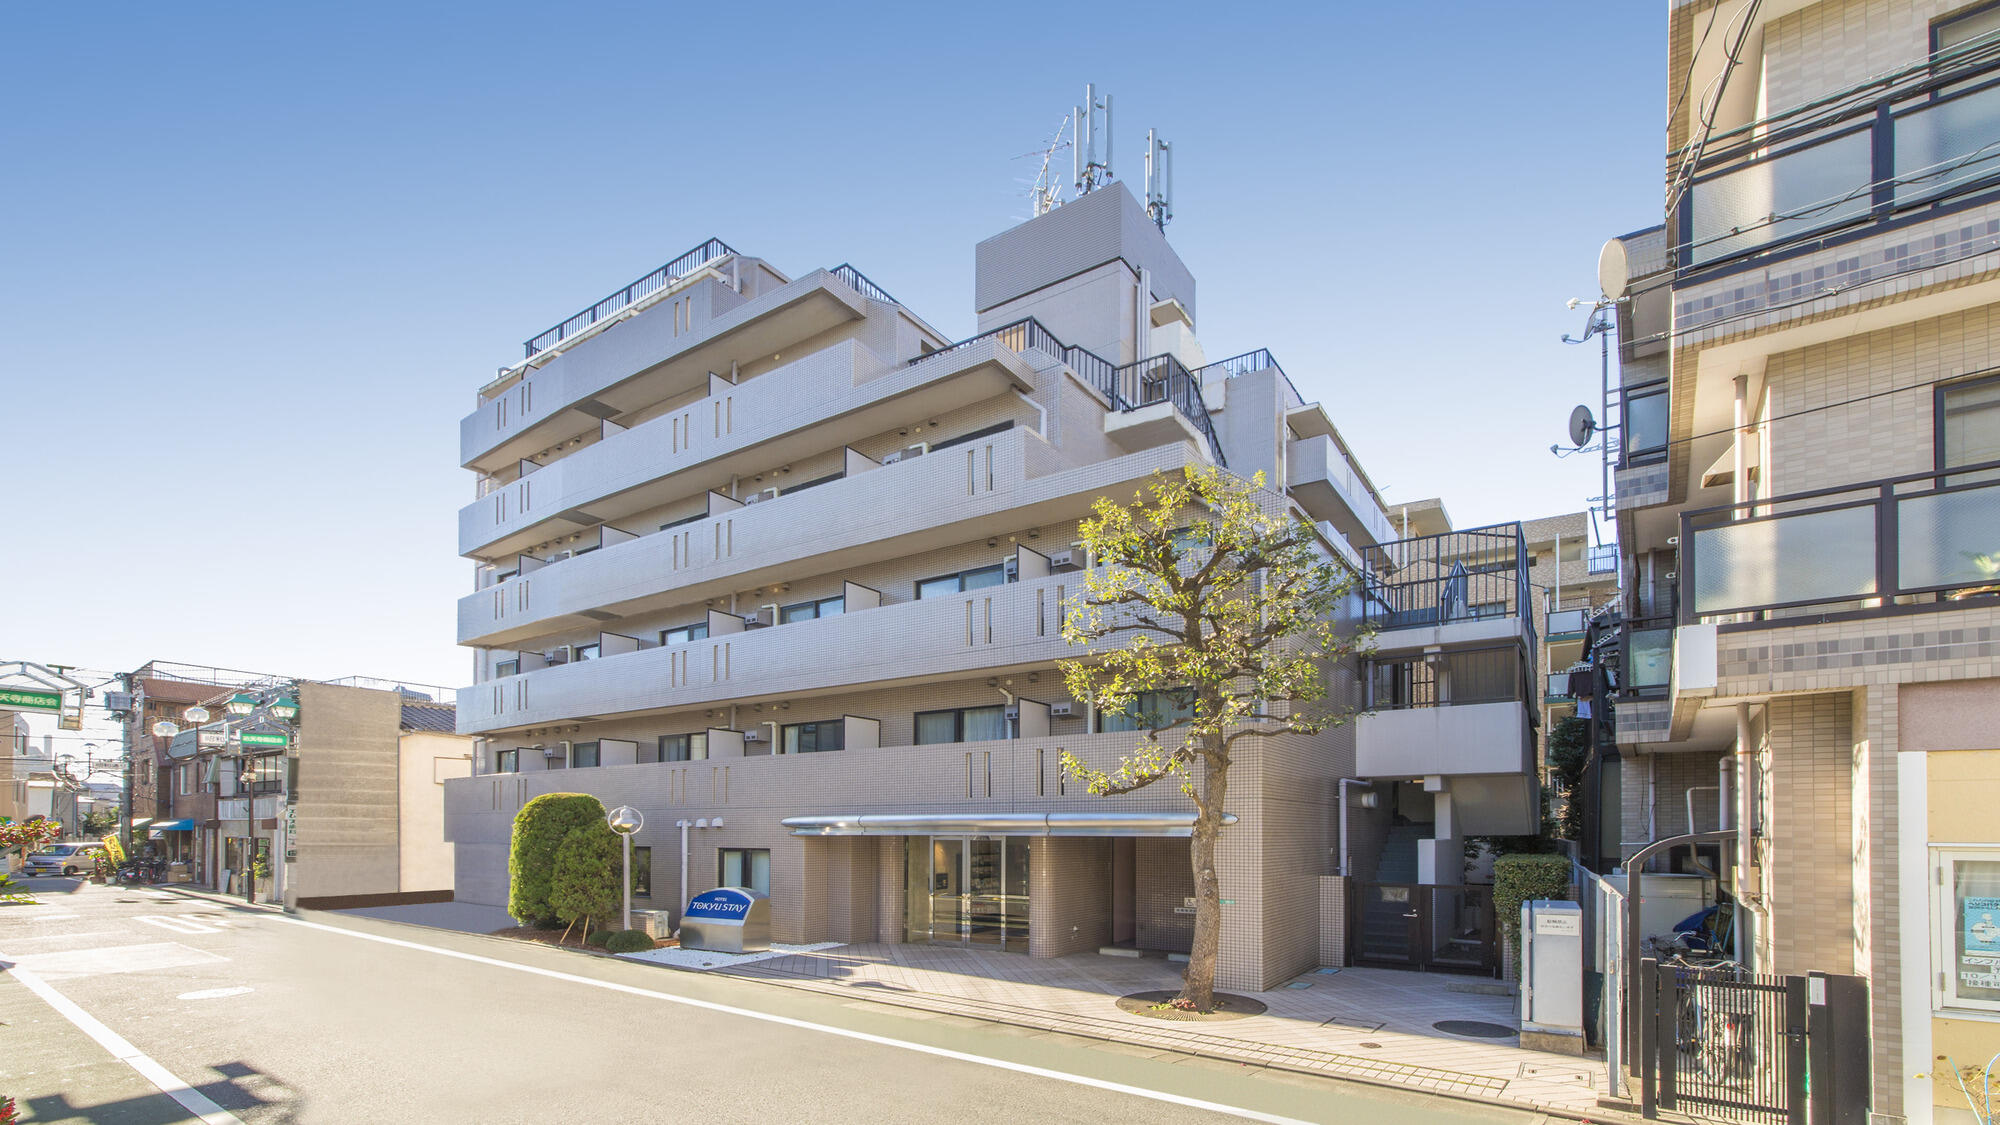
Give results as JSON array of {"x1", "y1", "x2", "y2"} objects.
[
  {"x1": 1691, "y1": 505, "x2": 1878, "y2": 615},
  {"x1": 1627, "y1": 626, "x2": 1673, "y2": 689},
  {"x1": 1690, "y1": 130, "x2": 1872, "y2": 265},
  {"x1": 1894, "y1": 82, "x2": 2000, "y2": 207},
  {"x1": 1898, "y1": 482, "x2": 2000, "y2": 590}
]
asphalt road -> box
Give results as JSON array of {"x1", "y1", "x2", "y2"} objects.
[{"x1": 0, "y1": 878, "x2": 1542, "y2": 1124}]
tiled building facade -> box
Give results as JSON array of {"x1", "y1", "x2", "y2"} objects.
[
  {"x1": 444, "y1": 184, "x2": 1547, "y2": 991},
  {"x1": 1600, "y1": 3, "x2": 2000, "y2": 1118}
]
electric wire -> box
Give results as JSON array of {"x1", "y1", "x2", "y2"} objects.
[
  {"x1": 1665, "y1": 0, "x2": 1763, "y2": 220},
  {"x1": 1625, "y1": 364, "x2": 1996, "y2": 459},
  {"x1": 1664, "y1": 0, "x2": 1726, "y2": 141}
]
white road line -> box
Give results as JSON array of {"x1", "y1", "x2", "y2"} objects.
[
  {"x1": 270, "y1": 915, "x2": 1315, "y2": 1125},
  {"x1": 135, "y1": 904, "x2": 221, "y2": 932},
  {"x1": 3, "y1": 961, "x2": 245, "y2": 1125},
  {"x1": 179, "y1": 986, "x2": 254, "y2": 1001}
]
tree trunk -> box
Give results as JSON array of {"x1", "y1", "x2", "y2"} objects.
[{"x1": 1178, "y1": 748, "x2": 1230, "y2": 1011}]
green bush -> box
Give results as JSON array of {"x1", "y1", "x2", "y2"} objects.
[
  {"x1": 549, "y1": 820, "x2": 621, "y2": 938},
  {"x1": 586, "y1": 928, "x2": 617, "y2": 948},
  {"x1": 603, "y1": 929, "x2": 655, "y2": 953},
  {"x1": 1493, "y1": 853, "x2": 1575, "y2": 962},
  {"x1": 1546, "y1": 716, "x2": 1590, "y2": 840},
  {"x1": 508, "y1": 793, "x2": 605, "y2": 926}
]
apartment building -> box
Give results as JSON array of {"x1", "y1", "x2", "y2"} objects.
[
  {"x1": 1, "y1": 712, "x2": 79, "y2": 838},
  {"x1": 443, "y1": 182, "x2": 1547, "y2": 990},
  {"x1": 119, "y1": 662, "x2": 473, "y2": 907},
  {"x1": 1596, "y1": 3, "x2": 2000, "y2": 1119}
]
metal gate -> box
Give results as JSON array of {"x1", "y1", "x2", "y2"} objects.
[
  {"x1": 1640, "y1": 959, "x2": 1804, "y2": 1123},
  {"x1": 1351, "y1": 883, "x2": 1497, "y2": 975}
]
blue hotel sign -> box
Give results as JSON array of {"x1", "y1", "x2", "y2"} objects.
[
  {"x1": 685, "y1": 888, "x2": 755, "y2": 920},
  {"x1": 679, "y1": 887, "x2": 770, "y2": 954}
]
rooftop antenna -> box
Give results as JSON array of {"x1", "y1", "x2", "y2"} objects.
[
  {"x1": 1029, "y1": 112, "x2": 1073, "y2": 217},
  {"x1": 1073, "y1": 83, "x2": 1113, "y2": 195},
  {"x1": 1144, "y1": 129, "x2": 1173, "y2": 230}
]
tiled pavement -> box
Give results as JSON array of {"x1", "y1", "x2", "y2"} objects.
[{"x1": 719, "y1": 943, "x2": 1614, "y2": 1117}]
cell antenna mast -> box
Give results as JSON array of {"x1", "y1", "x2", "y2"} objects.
[
  {"x1": 1144, "y1": 129, "x2": 1173, "y2": 230},
  {"x1": 1073, "y1": 83, "x2": 1113, "y2": 195}
]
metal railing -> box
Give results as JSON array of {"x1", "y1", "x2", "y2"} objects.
[
  {"x1": 828, "y1": 263, "x2": 899, "y2": 305},
  {"x1": 910, "y1": 320, "x2": 1222, "y2": 464},
  {"x1": 1110, "y1": 353, "x2": 1226, "y2": 465},
  {"x1": 1366, "y1": 645, "x2": 1529, "y2": 710},
  {"x1": 1676, "y1": 42, "x2": 2000, "y2": 271},
  {"x1": 1679, "y1": 456, "x2": 2000, "y2": 624},
  {"x1": 523, "y1": 238, "x2": 735, "y2": 357},
  {"x1": 1359, "y1": 523, "x2": 1532, "y2": 633},
  {"x1": 1195, "y1": 349, "x2": 1306, "y2": 408},
  {"x1": 1587, "y1": 544, "x2": 1619, "y2": 574}
]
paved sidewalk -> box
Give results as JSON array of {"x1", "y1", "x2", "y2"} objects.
[
  {"x1": 717, "y1": 943, "x2": 1614, "y2": 1118},
  {"x1": 332, "y1": 899, "x2": 516, "y2": 934}
]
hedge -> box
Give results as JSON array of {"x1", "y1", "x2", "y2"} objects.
[
  {"x1": 603, "y1": 930, "x2": 656, "y2": 954},
  {"x1": 549, "y1": 820, "x2": 621, "y2": 938},
  {"x1": 1493, "y1": 853, "x2": 1574, "y2": 961},
  {"x1": 508, "y1": 793, "x2": 605, "y2": 926}
]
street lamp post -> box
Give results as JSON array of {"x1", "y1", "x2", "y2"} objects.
[{"x1": 607, "y1": 806, "x2": 643, "y2": 932}]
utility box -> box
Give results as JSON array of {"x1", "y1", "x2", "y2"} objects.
[
  {"x1": 631, "y1": 909, "x2": 674, "y2": 940},
  {"x1": 1520, "y1": 899, "x2": 1585, "y2": 1055},
  {"x1": 678, "y1": 887, "x2": 770, "y2": 954}
]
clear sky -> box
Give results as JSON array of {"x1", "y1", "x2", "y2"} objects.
[{"x1": 0, "y1": 2, "x2": 1662, "y2": 690}]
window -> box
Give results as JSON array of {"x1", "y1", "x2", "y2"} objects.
[
  {"x1": 1934, "y1": 847, "x2": 2000, "y2": 1013},
  {"x1": 631, "y1": 846, "x2": 652, "y2": 898},
  {"x1": 660, "y1": 511, "x2": 704, "y2": 532},
  {"x1": 720, "y1": 848, "x2": 771, "y2": 895},
  {"x1": 1935, "y1": 4, "x2": 2000, "y2": 62},
  {"x1": 780, "y1": 472, "x2": 844, "y2": 496},
  {"x1": 661, "y1": 622, "x2": 709, "y2": 646},
  {"x1": 914, "y1": 705, "x2": 1009, "y2": 745},
  {"x1": 931, "y1": 420, "x2": 1014, "y2": 452},
  {"x1": 571, "y1": 741, "x2": 600, "y2": 768},
  {"x1": 1622, "y1": 383, "x2": 1669, "y2": 465},
  {"x1": 1938, "y1": 374, "x2": 2000, "y2": 479},
  {"x1": 781, "y1": 720, "x2": 844, "y2": 754},
  {"x1": 1097, "y1": 691, "x2": 1195, "y2": 733},
  {"x1": 574, "y1": 643, "x2": 601, "y2": 661},
  {"x1": 495, "y1": 748, "x2": 519, "y2": 773},
  {"x1": 917, "y1": 564, "x2": 1006, "y2": 599},
  {"x1": 494, "y1": 659, "x2": 518, "y2": 678},
  {"x1": 779, "y1": 596, "x2": 844, "y2": 624},
  {"x1": 657, "y1": 733, "x2": 708, "y2": 763}
]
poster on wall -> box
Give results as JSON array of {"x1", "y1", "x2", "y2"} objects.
[{"x1": 1962, "y1": 895, "x2": 2000, "y2": 991}]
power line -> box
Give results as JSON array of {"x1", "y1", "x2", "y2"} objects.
[
  {"x1": 1644, "y1": 365, "x2": 1992, "y2": 457},
  {"x1": 1664, "y1": 0, "x2": 1724, "y2": 140}
]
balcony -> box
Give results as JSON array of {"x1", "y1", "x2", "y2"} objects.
[
  {"x1": 461, "y1": 571, "x2": 1092, "y2": 735},
  {"x1": 522, "y1": 238, "x2": 736, "y2": 358},
  {"x1": 458, "y1": 430, "x2": 1200, "y2": 649},
  {"x1": 1676, "y1": 51, "x2": 2000, "y2": 274},
  {"x1": 462, "y1": 268, "x2": 875, "y2": 472},
  {"x1": 1678, "y1": 458, "x2": 2000, "y2": 624},
  {"x1": 1355, "y1": 646, "x2": 1537, "y2": 834},
  {"x1": 459, "y1": 337, "x2": 1037, "y2": 559},
  {"x1": 1287, "y1": 434, "x2": 1395, "y2": 547},
  {"x1": 1359, "y1": 524, "x2": 1538, "y2": 656}
]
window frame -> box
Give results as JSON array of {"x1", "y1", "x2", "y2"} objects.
[
  {"x1": 719, "y1": 847, "x2": 771, "y2": 895},
  {"x1": 658, "y1": 732, "x2": 708, "y2": 762},
  {"x1": 1935, "y1": 371, "x2": 2000, "y2": 477},
  {"x1": 1933, "y1": 845, "x2": 2000, "y2": 1014},
  {"x1": 778, "y1": 596, "x2": 844, "y2": 623},
  {"x1": 1096, "y1": 690, "x2": 1196, "y2": 734},
  {"x1": 1620, "y1": 381, "x2": 1670, "y2": 466},
  {"x1": 915, "y1": 563, "x2": 1007, "y2": 600},
  {"x1": 495, "y1": 748, "x2": 519, "y2": 773},
  {"x1": 661, "y1": 622, "x2": 710, "y2": 646},
  {"x1": 930, "y1": 420, "x2": 1014, "y2": 452},
  {"x1": 570, "y1": 741, "x2": 600, "y2": 769},
  {"x1": 780, "y1": 720, "x2": 845, "y2": 754},
  {"x1": 631, "y1": 845, "x2": 652, "y2": 898},
  {"x1": 913, "y1": 705, "x2": 1009, "y2": 745}
]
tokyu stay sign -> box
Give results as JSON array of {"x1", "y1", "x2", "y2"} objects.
[{"x1": 0, "y1": 688, "x2": 61, "y2": 713}]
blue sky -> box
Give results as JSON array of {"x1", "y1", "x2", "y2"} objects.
[{"x1": 0, "y1": 2, "x2": 1661, "y2": 689}]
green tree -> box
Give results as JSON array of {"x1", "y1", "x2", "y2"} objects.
[
  {"x1": 1059, "y1": 465, "x2": 1372, "y2": 1011},
  {"x1": 508, "y1": 793, "x2": 605, "y2": 926},
  {"x1": 81, "y1": 808, "x2": 118, "y2": 836},
  {"x1": 1546, "y1": 716, "x2": 1590, "y2": 840},
  {"x1": 548, "y1": 821, "x2": 621, "y2": 943}
]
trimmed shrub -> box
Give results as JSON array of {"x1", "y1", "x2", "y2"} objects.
[
  {"x1": 508, "y1": 793, "x2": 605, "y2": 926},
  {"x1": 1493, "y1": 853, "x2": 1575, "y2": 961},
  {"x1": 549, "y1": 820, "x2": 621, "y2": 938},
  {"x1": 603, "y1": 929, "x2": 656, "y2": 954},
  {"x1": 586, "y1": 929, "x2": 617, "y2": 948}
]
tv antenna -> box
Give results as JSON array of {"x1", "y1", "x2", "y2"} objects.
[
  {"x1": 1144, "y1": 129, "x2": 1173, "y2": 230},
  {"x1": 1028, "y1": 112, "x2": 1073, "y2": 217},
  {"x1": 1073, "y1": 83, "x2": 1113, "y2": 195}
]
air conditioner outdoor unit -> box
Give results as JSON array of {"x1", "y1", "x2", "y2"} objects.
[
  {"x1": 742, "y1": 491, "x2": 766, "y2": 505},
  {"x1": 1049, "y1": 701, "x2": 1075, "y2": 718},
  {"x1": 548, "y1": 646, "x2": 573, "y2": 664},
  {"x1": 742, "y1": 729, "x2": 764, "y2": 742},
  {"x1": 541, "y1": 744, "x2": 563, "y2": 758},
  {"x1": 1003, "y1": 704, "x2": 1020, "y2": 720},
  {"x1": 1047, "y1": 550, "x2": 1082, "y2": 572},
  {"x1": 902, "y1": 442, "x2": 928, "y2": 460},
  {"x1": 881, "y1": 450, "x2": 905, "y2": 465},
  {"x1": 1003, "y1": 557, "x2": 1019, "y2": 580}
]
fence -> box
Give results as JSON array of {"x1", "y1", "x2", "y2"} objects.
[
  {"x1": 523, "y1": 238, "x2": 735, "y2": 357},
  {"x1": 1359, "y1": 524, "x2": 1532, "y2": 633}
]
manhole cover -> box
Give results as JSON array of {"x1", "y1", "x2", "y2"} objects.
[
  {"x1": 1358, "y1": 1041, "x2": 1383, "y2": 1049},
  {"x1": 1433, "y1": 1019, "x2": 1516, "y2": 1039}
]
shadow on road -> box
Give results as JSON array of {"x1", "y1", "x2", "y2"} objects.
[{"x1": 19, "y1": 1058, "x2": 302, "y2": 1124}]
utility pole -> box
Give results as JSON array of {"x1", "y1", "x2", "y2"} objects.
[{"x1": 118, "y1": 670, "x2": 136, "y2": 856}]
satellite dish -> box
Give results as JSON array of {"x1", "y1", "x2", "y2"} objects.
[
  {"x1": 1568, "y1": 405, "x2": 1597, "y2": 448},
  {"x1": 1598, "y1": 237, "x2": 1631, "y2": 300}
]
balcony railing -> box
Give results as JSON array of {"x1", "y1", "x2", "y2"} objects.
[
  {"x1": 1676, "y1": 42, "x2": 2000, "y2": 271},
  {"x1": 828, "y1": 263, "x2": 899, "y2": 305},
  {"x1": 523, "y1": 238, "x2": 735, "y2": 358},
  {"x1": 1360, "y1": 523, "x2": 1533, "y2": 637},
  {"x1": 1587, "y1": 544, "x2": 1619, "y2": 574},
  {"x1": 1196, "y1": 349, "x2": 1306, "y2": 408},
  {"x1": 1679, "y1": 458, "x2": 2000, "y2": 623},
  {"x1": 1366, "y1": 645, "x2": 1530, "y2": 711},
  {"x1": 912, "y1": 319, "x2": 1225, "y2": 465}
]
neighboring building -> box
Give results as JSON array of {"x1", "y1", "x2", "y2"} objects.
[
  {"x1": 1, "y1": 715, "x2": 81, "y2": 839},
  {"x1": 442, "y1": 183, "x2": 1547, "y2": 989},
  {"x1": 1596, "y1": 3, "x2": 2000, "y2": 1119},
  {"x1": 121, "y1": 661, "x2": 474, "y2": 906}
]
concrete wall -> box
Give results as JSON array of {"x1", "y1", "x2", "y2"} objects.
[
  {"x1": 1030, "y1": 836, "x2": 1112, "y2": 957},
  {"x1": 292, "y1": 682, "x2": 403, "y2": 904},
  {"x1": 397, "y1": 731, "x2": 472, "y2": 893}
]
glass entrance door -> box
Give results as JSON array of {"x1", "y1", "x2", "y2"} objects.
[{"x1": 905, "y1": 836, "x2": 1029, "y2": 949}]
